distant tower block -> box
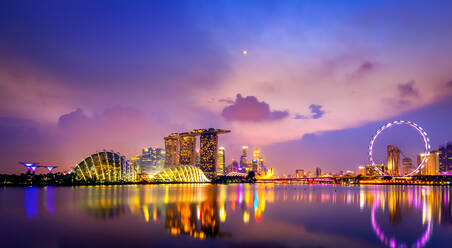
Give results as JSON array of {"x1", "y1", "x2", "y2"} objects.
[
  {"x1": 164, "y1": 133, "x2": 180, "y2": 168},
  {"x1": 387, "y1": 145, "x2": 400, "y2": 176},
  {"x1": 199, "y1": 128, "x2": 230, "y2": 178},
  {"x1": 179, "y1": 133, "x2": 196, "y2": 165},
  {"x1": 218, "y1": 147, "x2": 225, "y2": 176}
]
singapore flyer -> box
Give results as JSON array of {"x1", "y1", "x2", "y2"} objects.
[{"x1": 369, "y1": 120, "x2": 431, "y2": 177}]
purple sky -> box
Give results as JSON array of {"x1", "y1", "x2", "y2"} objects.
[{"x1": 1, "y1": 0, "x2": 451, "y2": 175}]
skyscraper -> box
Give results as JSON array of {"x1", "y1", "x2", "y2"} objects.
[
  {"x1": 358, "y1": 166, "x2": 365, "y2": 176},
  {"x1": 141, "y1": 147, "x2": 165, "y2": 174},
  {"x1": 164, "y1": 133, "x2": 179, "y2": 168},
  {"x1": 418, "y1": 151, "x2": 440, "y2": 175},
  {"x1": 164, "y1": 128, "x2": 230, "y2": 178},
  {"x1": 295, "y1": 169, "x2": 304, "y2": 178},
  {"x1": 240, "y1": 146, "x2": 248, "y2": 169},
  {"x1": 199, "y1": 129, "x2": 229, "y2": 178},
  {"x1": 179, "y1": 134, "x2": 196, "y2": 165},
  {"x1": 315, "y1": 167, "x2": 321, "y2": 177},
  {"x1": 402, "y1": 157, "x2": 413, "y2": 175},
  {"x1": 439, "y1": 142, "x2": 452, "y2": 173},
  {"x1": 387, "y1": 145, "x2": 400, "y2": 176},
  {"x1": 218, "y1": 147, "x2": 225, "y2": 176}
]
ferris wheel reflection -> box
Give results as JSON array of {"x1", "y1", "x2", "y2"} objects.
[{"x1": 369, "y1": 187, "x2": 442, "y2": 248}]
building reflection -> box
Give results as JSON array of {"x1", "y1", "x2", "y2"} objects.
[{"x1": 33, "y1": 183, "x2": 448, "y2": 245}]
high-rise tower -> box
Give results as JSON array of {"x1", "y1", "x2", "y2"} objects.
[
  {"x1": 218, "y1": 147, "x2": 225, "y2": 176},
  {"x1": 198, "y1": 128, "x2": 230, "y2": 178},
  {"x1": 418, "y1": 151, "x2": 440, "y2": 175},
  {"x1": 402, "y1": 157, "x2": 413, "y2": 175},
  {"x1": 179, "y1": 133, "x2": 196, "y2": 165},
  {"x1": 164, "y1": 133, "x2": 179, "y2": 168},
  {"x1": 240, "y1": 146, "x2": 248, "y2": 169},
  {"x1": 439, "y1": 142, "x2": 452, "y2": 173},
  {"x1": 387, "y1": 145, "x2": 400, "y2": 176}
]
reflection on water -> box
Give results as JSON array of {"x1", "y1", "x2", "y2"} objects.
[{"x1": 3, "y1": 184, "x2": 451, "y2": 247}]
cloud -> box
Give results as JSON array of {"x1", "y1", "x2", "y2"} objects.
[
  {"x1": 218, "y1": 98, "x2": 234, "y2": 104},
  {"x1": 293, "y1": 104, "x2": 325, "y2": 120},
  {"x1": 398, "y1": 80, "x2": 419, "y2": 97},
  {"x1": 354, "y1": 61, "x2": 374, "y2": 76},
  {"x1": 446, "y1": 80, "x2": 452, "y2": 87},
  {"x1": 221, "y1": 94, "x2": 289, "y2": 122},
  {"x1": 310, "y1": 104, "x2": 325, "y2": 119},
  {"x1": 293, "y1": 114, "x2": 308, "y2": 120},
  {"x1": 58, "y1": 108, "x2": 90, "y2": 129},
  {"x1": 346, "y1": 61, "x2": 376, "y2": 79}
]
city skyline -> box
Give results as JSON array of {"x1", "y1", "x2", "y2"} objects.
[{"x1": 1, "y1": 1, "x2": 452, "y2": 175}]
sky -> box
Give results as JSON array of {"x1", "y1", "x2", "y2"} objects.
[{"x1": 1, "y1": 0, "x2": 451, "y2": 175}]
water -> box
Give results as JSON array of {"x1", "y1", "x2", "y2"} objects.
[{"x1": 0, "y1": 184, "x2": 451, "y2": 248}]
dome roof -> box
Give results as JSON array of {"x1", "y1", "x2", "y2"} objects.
[{"x1": 151, "y1": 165, "x2": 210, "y2": 183}]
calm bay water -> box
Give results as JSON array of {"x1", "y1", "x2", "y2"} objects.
[{"x1": 0, "y1": 184, "x2": 451, "y2": 248}]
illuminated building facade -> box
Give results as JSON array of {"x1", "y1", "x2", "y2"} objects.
[
  {"x1": 296, "y1": 169, "x2": 304, "y2": 178},
  {"x1": 218, "y1": 147, "x2": 225, "y2": 176},
  {"x1": 418, "y1": 151, "x2": 440, "y2": 175},
  {"x1": 358, "y1": 166, "x2": 365, "y2": 176},
  {"x1": 252, "y1": 159, "x2": 258, "y2": 172},
  {"x1": 73, "y1": 150, "x2": 137, "y2": 183},
  {"x1": 200, "y1": 130, "x2": 219, "y2": 178},
  {"x1": 387, "y1": 145, "x2": 400, "y2": 176},
  {"x1": 165, "y1": 133, "x2": 180, "y2": 168},
  {"x1": 439, "y1": 142, "x2": 452, "y2": 172},
  {"x1": 240, "y1": 146, "x2": 248, "y2": 170},
  {"x1": 179, "y1": 134, "x2": 196, "y2": 165},
  {"x1": 163, "y1": 128, "x2": 230, "y2": 178},
  {"x1": 140, "y1": 147, "x2": 165, "y2": 174},
  {"x1": 366, "y1": 163, "x2": 384, "y2": 176},
  {"x1": 151, "y1": 165, "x2": 210, "y2": 183},
  {"x1": 253, "y1": 148, "x2": 260, "y2": 161},
  {"x1": 315, "y1": 167, "x2": 321, "y2": 177},
  {"x1": 402, "y1": 157, "x2": 413, "y2": 175}
]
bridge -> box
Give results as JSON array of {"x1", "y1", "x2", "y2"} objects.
[{"x1": 257, "y1": 177, "x2": 343, "y2": 184}]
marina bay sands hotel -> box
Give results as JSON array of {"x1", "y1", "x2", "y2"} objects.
[{"x1": 164, "y1": 128, "x2": 230, "y2": 178}]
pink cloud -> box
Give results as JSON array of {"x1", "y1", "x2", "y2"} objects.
[{"x1": 222, "y1": 94, "x2": 289, "y2": 122}]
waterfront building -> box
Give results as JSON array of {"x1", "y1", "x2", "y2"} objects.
[
  {"x1": 259, "y1": 157, "x2": 265, "y2": 173},
  {"x1": 164, "y1": 133, "x2": 180, "y2": 168},
  {"x1": 418, "y1": 150, "x2": 440, "y2": 175},
  {"x1": 295, "y1": 169, "x2": 304, "y2": 178},
  {"x1": 365, "y1": 163, "x2": 384, "y2": 176},
  {"x1": 140, "y1": 147, "x2": 165, "y2": 174},
  {"x1": 218, "y1": 147, "x2": 225, "y2": 176},
  {"x1": 151, "y1": 165, "x2": 210, "y2": 183},
  {"x1": 402, "y1": 157, "x2": 413, "y2": 175},
  {"x1": 315, "y1": 167, "x2": 321, "y2": 177},
  {"x1": 252, "y1": 159, "x2": 258, "y2": 172},
  {"x1": 231, "y1": 159, "x2": 239, "y2": 172},
  {"x1": 358, "y1": 166, "x2": 365, "y2": 176},
  {"x1": 439, "y1": 142, "x2": 452, "y2": 172},
  {"x1": 129, "y1": 155, "x2": 141, "y2": 173},
  {"x1": 199, "y1": 128, "x2": 230, "y2": 178},
  {"x1": 240, "y1": 146, "x2": 248, "y2": 170},
  {"x1": 73, "y1": 150, "x2": 137, "y2": 183},
  {"x1": 179, "y1": 134, "x2": 196, "y2": 165},
  {"x1": 387, "y1": 145, "x2": 400, "y2": 176},
  {"x1": 307, "y1": 171, "x2": 313, "y2": 178},
  {"x1": 253, "y1": 148, "x2": 260, "y2": 173}
]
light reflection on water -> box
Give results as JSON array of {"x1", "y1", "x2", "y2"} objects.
[{"x1": 1, "y1": 184, "x2": 451, "y2": 248}]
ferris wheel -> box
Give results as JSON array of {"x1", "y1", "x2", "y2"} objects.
[{"x1": 369, "y1": 120, "x2": 431, "y2": 177}]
